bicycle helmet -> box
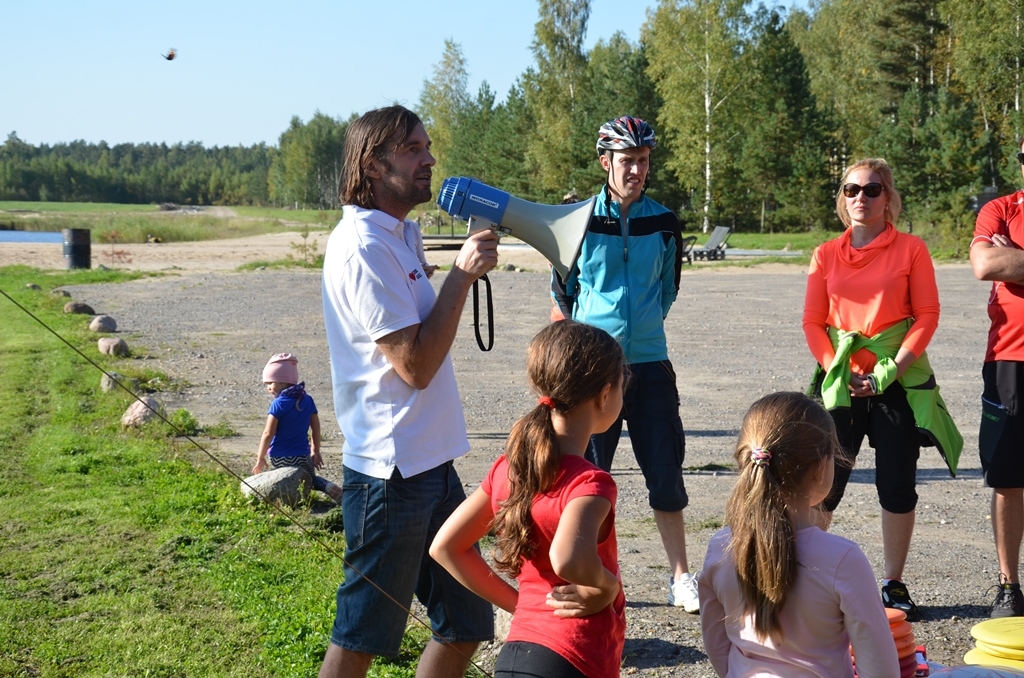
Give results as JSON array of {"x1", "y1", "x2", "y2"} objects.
[{"x1": 596, "y1": 116, "x2": 657, "y2": 156}]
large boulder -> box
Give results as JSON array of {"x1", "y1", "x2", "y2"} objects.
[
  {"x1": 240, "y1": 467, "x2": 312, "y2": 507},
  {"x1": 121, "y1": 397, "x2": 165, "y2": 427},
  {"x1": 64, "y1": 301, "x2": 94, "y2": 314},
  {"x1": 89, "y1": 315, "x2": 117, "y2": 332},
  {"x1": 98, "y1": 337, "x2": 128, "y2": 356}
]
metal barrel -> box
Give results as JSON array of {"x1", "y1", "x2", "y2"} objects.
[{"x1": 62, "y1": 228, "x2": 91, "y2": 269}]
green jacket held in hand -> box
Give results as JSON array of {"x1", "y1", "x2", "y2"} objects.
[{"x1": 809, "y1": 318, "x2": 963, "y2": 476}]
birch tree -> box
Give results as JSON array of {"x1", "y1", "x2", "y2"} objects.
[
  {"x1": 646, "y1": 0, "x2": 749, "y2": 232},
  {"x1": 941, "y1": 0, "x2": 1024, "y2": 187}
]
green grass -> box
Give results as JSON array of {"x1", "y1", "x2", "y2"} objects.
[
  {"x1": 0, "y1": 201, "x2": 341, "y2": 227},
  {"x1": 0, "y1": 201, "x2": 162, "y2": 214},
  {"x1": 0, "y1": 267, "x2": 434, "y2": 677},
  {"x1": 233, "y1": 206, "x2": 342, "y2": 227},
  {"x1": 0, "y1": 202, "x2": 337, "y2": 245},
  {"x1": 690, "y1": 517, "x2": 725, "y2": 531},
  {"x1": 700, "y1": 230, "x2": 833, "y2": 253}
]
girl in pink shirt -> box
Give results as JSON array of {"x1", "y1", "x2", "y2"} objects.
[
  {"x1": 699, "y1": 392, "x2": 899, "y2": 678},
  {"x1": 431, "y1": 321, "x2": 627, "y2": 678}
]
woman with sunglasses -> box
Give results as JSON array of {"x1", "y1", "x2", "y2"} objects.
[{"x1": 802, "y1": 158, "x2": 962, "y2": 623}]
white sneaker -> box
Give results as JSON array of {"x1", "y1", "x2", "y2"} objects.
[{"x1": 669, "y1": 572, "x2": 700, "y2": 613}]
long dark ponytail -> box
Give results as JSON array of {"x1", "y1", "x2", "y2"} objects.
[{"x1": 492, "y1": 321, "x2": 626, "y2": 577}]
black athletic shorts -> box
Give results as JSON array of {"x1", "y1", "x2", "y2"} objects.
[
  {"x1": 981, "y1": 361, "x2": 1024, "y2": 488},
  {"x1": 495, "y1": 641, "x2": 586, "y2": 678},
  {"x1": 822, "y1": 382, "x2": 921, "y2": 514}
]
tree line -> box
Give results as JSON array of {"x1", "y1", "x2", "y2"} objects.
[
  {"x1": 0, "y1": 110, "x2": 352, "y2": 210},
  {"x1": 424, "y1": 0, "x2": 1022, "y2": 245},
  {"x1": 2, "y1": 0, "x2": 1021, "y2": 243}
]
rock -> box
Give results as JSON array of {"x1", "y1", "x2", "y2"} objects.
[
  {"x1": 89, "y1": 315, "x2": 117, "y2": 332},
  {"x1": 25, "y1": 283, "x2": 41, "y2": 290},
  {"x1": 504, "y1": 263, "x2": 517, "y2": 271},
  {"x1": 101, "y1": 372, "x2": 138, "y2": 393},
  {"x1": 120, "y1": 396, "x2": 165, "y2": 427},
  {"x1": 98, "y1": 337, "x2": 129, "y2": 356},
  {"x1": 240, "y1": 467, "x2": 312, "y2": 507},
  {"x1": 64, "y1": 301, "x2": 94, "y2": 314},
  {"x1": 51, "y1": 288, "x2": 71, "y2": 297}
]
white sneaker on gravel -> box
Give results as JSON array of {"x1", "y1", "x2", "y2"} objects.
[{"x1": 669, "y1": 572, "x2": 700, "y2": 613}]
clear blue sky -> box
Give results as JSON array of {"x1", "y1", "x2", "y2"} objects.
[{"x1": 2, "y1": 0, "x2": 807, "y2": 148}]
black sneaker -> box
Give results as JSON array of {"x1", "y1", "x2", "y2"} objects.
[
  {"x1": 882, "y1": 580, "x2": 921, "y2": 622},
  {"x1": 991, "y1": 581, "x2": 1024, "y2": 618}
]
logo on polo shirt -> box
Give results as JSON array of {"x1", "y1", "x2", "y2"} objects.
[{"x1": 409, "y1": 269, "x2": 423, "y2": 281}]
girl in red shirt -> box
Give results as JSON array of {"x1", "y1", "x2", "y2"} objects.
[
  {"x1": 431, "y1": 321, "x2": 627, "y2": 678},
  {"x1": 803, "y1": 158, "x2": 941, "y2": 622}
]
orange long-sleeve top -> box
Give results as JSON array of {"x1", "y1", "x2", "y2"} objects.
[{"x1": 802, "y1": 224, "x2": 940, "y2": 375}]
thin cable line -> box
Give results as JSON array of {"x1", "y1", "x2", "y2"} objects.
[{"x1": 1, "y1": 286, "x2": 493, "y2": 677}]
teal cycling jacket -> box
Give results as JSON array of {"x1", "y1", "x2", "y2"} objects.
[{"x1": 552, "y1": 186, "x2": 683, "y2": 364}]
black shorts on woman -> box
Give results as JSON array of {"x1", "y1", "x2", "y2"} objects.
[{"x1": 820, "y1": 381, "x2": 921, "y2": 514}]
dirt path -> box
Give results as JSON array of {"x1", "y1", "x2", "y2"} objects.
[
  {"x1": 20, "y1": 232, "x2": 1003, "y2": 675},
  {"x1": 0, "y1": 231, "x2": 555, "y2": 273}
]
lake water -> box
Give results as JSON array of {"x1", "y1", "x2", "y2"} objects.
[{"x1": 0, "y1": 231, "x2": 64, "y2": 243}]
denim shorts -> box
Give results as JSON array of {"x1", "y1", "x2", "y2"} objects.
[
  {"x1": 586, "y1": 359, "x2": 688, "y2": 512},
  {"x1": 329, "y1": 461, "x2": 494, "y2": 657}
]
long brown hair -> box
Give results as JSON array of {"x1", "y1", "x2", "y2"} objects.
[
  {"x1": 339, "y1": 105, "x2": 422, "y2": 209},
  {"x1": 724, "y1": 392, "x2": 846, "y2": 642},
  {"x1": 492, "y1": 321, "x2": 626, "y2": 578},
  {"x1": 834, "y1": 157, "x2": 903, "y2": 227}
]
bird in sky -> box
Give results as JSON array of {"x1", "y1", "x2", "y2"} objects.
[{"x1": 162, "y1": 49, "x2": 177, "y2": 61}]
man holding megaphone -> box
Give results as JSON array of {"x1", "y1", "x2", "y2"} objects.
[
  {"x1": 319, "y1": 105, "x2": 498, "y2": 678},
  {"x1": 551, "y1": 116, "x2": 700, "y2": 614}
]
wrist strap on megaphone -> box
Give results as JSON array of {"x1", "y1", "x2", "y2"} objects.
[{"x1": 472, "y1": 274, "x2": 493, "y2": 352}]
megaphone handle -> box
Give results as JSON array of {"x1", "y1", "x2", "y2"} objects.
[{"x1": 472, "y1": 274, "x2": 494, "y2": 352}]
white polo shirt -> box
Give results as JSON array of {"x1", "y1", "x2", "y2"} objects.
[{"x1": 322, "y1": 205, "x2": 469, "y2": 479}]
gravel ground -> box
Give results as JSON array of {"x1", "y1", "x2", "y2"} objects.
[{"x1": 62, "y1": 258, "x2": 1000, "y2": 676}]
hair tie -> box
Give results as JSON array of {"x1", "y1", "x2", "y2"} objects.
[
  {"x1": 751, "y1": 445, "x2": 772, "y2": 467},
  {"x1": 538, "y1": 396, "x2": 556, "y2": 409}
]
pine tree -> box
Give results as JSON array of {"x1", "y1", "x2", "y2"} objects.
[{"x1": 736, "y1": 9, "x2": 831, "y2": 232}]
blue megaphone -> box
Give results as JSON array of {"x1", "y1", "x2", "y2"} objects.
[{"x1": 437, "y1": 177, "x2": 593, "y2": 283}]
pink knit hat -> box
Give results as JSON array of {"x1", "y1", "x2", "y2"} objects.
[{"x1": 262, "y1": 353, "x2": 299, "y2": 385}]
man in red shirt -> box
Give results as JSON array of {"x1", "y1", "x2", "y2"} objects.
[{"x1": 971, "y1": 135, "x2": 1024, "y2": 618}]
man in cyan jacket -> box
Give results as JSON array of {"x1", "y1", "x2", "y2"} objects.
[{"x1": 552, "y1": 115, "x2": 697, "y2": 613}]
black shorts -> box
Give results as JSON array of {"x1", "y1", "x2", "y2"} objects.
[
  {"x1": 981, "y1": 361, "x2": 1024, "y2": 488},
  {"x1": 495, "y1": 641, "x2": 586, "y2": 678},
  {"x1": 822, "y1": 381, "x2": 921, "y2": 514},
  {"x1": 585, "y1": 360, "x2": 688, "y2": 513}
]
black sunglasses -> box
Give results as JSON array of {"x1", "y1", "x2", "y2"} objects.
[
  {"x1": 1017, "y1": 152, "x2": 1024, "y2": 165},
  {"x1": 841, "y1": 182, "x2": 884, "y2": 198}
]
